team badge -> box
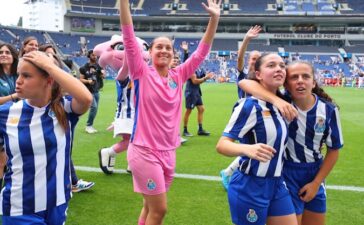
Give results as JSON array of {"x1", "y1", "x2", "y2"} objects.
[
  {"x1": 147, "y1": 179, "x2": 156, "y2": 190},
  {"x1": 314, "y1": 117, "x2": 326, "y2": 133},
  {"x1": 246, "y1": 209, "x2": 258, "y2": 223},
  {"x1": 48, "y1": 109, "x2": 56, "y2": 119},
  {"x1": 168, "y1": 77, "x2": 177, "y2": 89}
]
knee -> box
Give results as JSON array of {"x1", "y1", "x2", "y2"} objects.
[
  {"x1": 149, "y1": 206, "x2": 167, "y2": 221},
  {"x1": 198, "y1": 106, "x2": 205, "y2": 113}
]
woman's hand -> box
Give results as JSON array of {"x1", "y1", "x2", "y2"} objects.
[
  {"x1": 245, "y1": 25, "x2": 262, "y2": 40},
  {"x1": 22, "y1": 51, "x2": 56, "y2": 73},
  {"x1": 273, "y1": 97, "x2": 298, "y2": 122},
  {"x1": 299, "y1": 181, "x2": 321, "y2": 202},
  {"x1": 202, "y1": 0, "x2": 221, "y2": 18},
  {"x1": 245, "y1": 144, "x2": 276, "y2": 162}
]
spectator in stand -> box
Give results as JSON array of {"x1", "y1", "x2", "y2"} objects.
[{"x1": 18, "y1": 36, "x2": 39, "y2": 57}]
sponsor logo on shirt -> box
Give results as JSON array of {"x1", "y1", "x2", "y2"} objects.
[
  {"x1": 8, "y1": 117, "x2": 20, "y2": 125},
  {"x1": 262, "y1": 110, "x2": 271, "y2": 117}
]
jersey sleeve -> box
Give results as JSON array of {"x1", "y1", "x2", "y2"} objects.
[
  {"x1": 121, "y1": 24, "x2": 149, "y2": 80},
  {"x1": 326, "y1": 106, "x2": 344, "y2": 150},
  {"x1": 223, "y1": 99, "x2": 257, "y2": 141}
]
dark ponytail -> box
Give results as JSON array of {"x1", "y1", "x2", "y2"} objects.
[{"x1": 50, "y1": 82, "x2": 69, "y2": 131}]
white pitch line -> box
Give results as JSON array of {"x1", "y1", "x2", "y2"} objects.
[{"x1": 75, "y1": 166, "x2": 364, "y2": 192}]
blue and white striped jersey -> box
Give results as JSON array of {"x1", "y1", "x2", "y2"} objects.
[
  {"x1": 0, "y1": 97, "x2": 79, "y2": 216},
  {"x1": 115, "y1": 77, "x2": 135, "y2": 120},
  {"x1": 223, "y1": 97, "x2": 288, "y2": 178},
  {"x1": 236, "y1": 67, "x2": 249, "y2": 99},
  {"x1": 285, "y1": 94, "x2": 344, "y2": 163}
]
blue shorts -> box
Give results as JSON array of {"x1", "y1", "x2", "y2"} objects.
[
  {"x1": 2, "y1": 202, "x2": 68, "y2": 225},
  {"x1": 283, "y1": 160, "x2": 326, "y2": 214},
  {"x1": 228, "y1": 171, "x2": 295, "y2": 225},
  {"x1": 185, "y1": 95, "x2": 203, "y2": 109}
]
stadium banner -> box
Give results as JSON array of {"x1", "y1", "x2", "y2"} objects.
[
  {"x1": 71, "y1": 17, "x2": 96, "y2": 33},
  {"x1": 271, "y1": 33, "x2": 342, "y2": 40}
]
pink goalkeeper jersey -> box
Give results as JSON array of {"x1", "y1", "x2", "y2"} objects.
[{"x1": 122, "y1": 24, "x2": 210, "y2": 150}]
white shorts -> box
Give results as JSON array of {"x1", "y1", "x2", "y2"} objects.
[{"x1": 113, "y1": 118, "x2": 134, "y2": 137}]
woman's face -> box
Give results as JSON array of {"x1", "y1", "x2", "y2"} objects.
[
  {"x1": 0, "y1": 46, "x2": 14, "y2": 66},
  {"x1": 16, "y1": 60, "x2": 49, "y2": 100},
  {"x1": 255, "y1": 54, "x2": 286, "y2": 93},
  {"x1": 285, "y1": 63, "x2": 316, "y2": 100},
  {"x1": 23, "y1": 40, "x2": 39, "y2": 54},
  {"x1": 149, "y1": 37, "x2": 174, "y2": 69},
  {"x1": 45, "y1": 47, "x2": 56, "y2": 55}
]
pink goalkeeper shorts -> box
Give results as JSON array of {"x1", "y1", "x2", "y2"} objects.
[{"x1": 127, "y1": 143, "x2": 176, "y2": 195}]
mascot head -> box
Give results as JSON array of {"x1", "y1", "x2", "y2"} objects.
[{"x1": 93, "y1": 34, "x2": 149, "y2": 80}]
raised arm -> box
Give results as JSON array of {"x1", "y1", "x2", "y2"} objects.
[
  {"x1": 23, "y1": 51, "x2": 92, "y2": 115},
  {"x1": 200, "y1": 0, "x2": 221, "y2": 45},
  {"x1": 239, "y1": 79, "x2": 298, "y2": 121},
  {"x1": 119, "y1": 0, "x2": 132, "y2": 26},
  {"x1": 237, "y1": 25, "x2": 261, "y2": 72}
]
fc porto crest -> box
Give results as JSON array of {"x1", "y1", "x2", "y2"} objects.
[
  {"x1": 48, "y1": 109, "x2": 56, "y2": 119},
  {"x1": 147, "y1": 179, "x2": 156, "y2": 190},
  {"x1": 168, "y1": 77, "x2": 177, "y2": 89},
  {"x1": 314, "y1": 117, "x2": 326, "y2": 133},
  {"x1": 246, "y1": 209, "x2": 258, "y2": 223}
]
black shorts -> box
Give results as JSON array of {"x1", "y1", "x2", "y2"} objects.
[{"x1": 185, "y1": 95, "x2": 203, "y2": 109}]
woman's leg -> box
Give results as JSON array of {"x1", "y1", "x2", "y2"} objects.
[
  {"x1": 301, "y1": 210, "x2": 325, "y2": 225},
  {"x1": 142, "y1": 193, "x2": 167, "y2": 225},
  {"x1": 267, "y1": 214, "x2": 298, "y2": 225}
]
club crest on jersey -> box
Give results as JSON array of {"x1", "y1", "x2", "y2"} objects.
[
  {"x1": 147, "y1": 179, "x2": 156, "y2": 190},
  {"x1": 168, "y1": 77, "x2": 177, "y2": 89},
  {"x1": 314, "y1": 117, "x2": 326, "y2": 133},
  {"x1": 246, "y1": 209, "x2": 258, "y2": 223},
  {"x1": 48, "y1": 110, "x2": 56, "y2": 119}
]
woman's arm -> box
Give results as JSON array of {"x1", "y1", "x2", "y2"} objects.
[
  {"x1": 200, "y1": 0, "x2": 221, "y2": 45},
  {"x1": 216, "y1": 136, "x2": 276, "y2": 162},
  {"x1": 119, "y1": 0, "x2": 147, "y2": 80},
  {"x1": 22, "y1": 51, "x2": 92, "y2": 115},
  {"x1": 239, "y1": 79, "x2": 298, "y2": 121},
  {"x1": 119, "y1": 0, "x2": 132, "y2": 26},
  {"x1": 0, "y1": 93, "x2": 18, "y2": 105},
  {"x1": 237, "y1": 25, "x2": 261, "y2": 72},
  {"x1": 299, "y1": 149, "x2": 339, "y2": 202}
]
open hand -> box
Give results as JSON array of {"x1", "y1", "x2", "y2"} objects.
[{"x1": 202, "y1": 0, "x2": 222, "y2": 18}]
